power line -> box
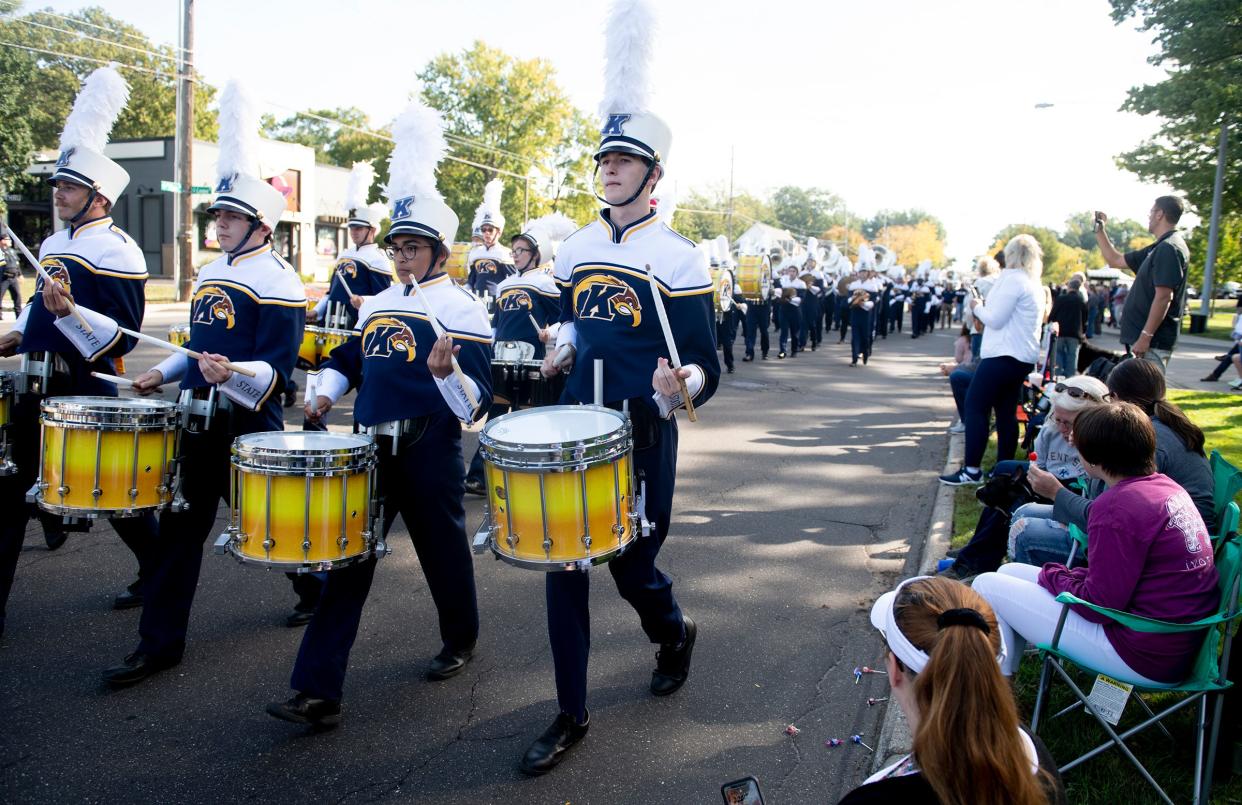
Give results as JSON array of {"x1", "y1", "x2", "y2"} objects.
[
  {"x1": 9, "y1": 16, "x2": 189, "y2": 67},
  {"x1": 0, "y1": 40, "x2": 184, "y2": 80},
  {"x1": 0, "y1": 0, "x2": 189, "y2": 53}
]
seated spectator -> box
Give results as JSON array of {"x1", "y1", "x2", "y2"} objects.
[
  {"x1": 1006, "y1": 376, "x2": 1111, "y2": 567},
  {"x1": 840, "y1": 576, "x2": 1066, "y2": 805},
  {"x1": 940, "y1": 375, "x2": 1104, "y2": 580},
  {"x1": 941, "y1": 325, "x2": 974, "y2": 434},
  {"x1": 973, "y1": 403, "x2": 1220, "y2": 686},
  {"x1": 1025, "y1": 358, "x2": 1216, "y2": 561}
]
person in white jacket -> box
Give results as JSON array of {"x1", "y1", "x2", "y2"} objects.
[{"x1": 941, "y1": 235, "x2": 1045, "y2": 486}]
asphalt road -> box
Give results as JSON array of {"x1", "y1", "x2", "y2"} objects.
[{"x1": 1, "y1": 308, "x2": 956, "y2": 804}]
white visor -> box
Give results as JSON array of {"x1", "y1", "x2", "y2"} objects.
[{"x1": 870, "y1": 576, "x2": 1008, "y2": 674}]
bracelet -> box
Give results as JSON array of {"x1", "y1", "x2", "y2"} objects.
[{"x1": 1141, "y1": 330, "x2": 1154, "y2": 338}]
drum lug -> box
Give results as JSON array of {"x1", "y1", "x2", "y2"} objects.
[
  {"x1": 170, "y1": 495, "x2": 190, "y2": 513},
  {"x1": 542, "y1": 536, "x2": 553, "y2": 556},
  {"x1": 58, "y1": 485, "x2": 70, "y2": 497},
  {"x1": 506, "y1": 531, "x2": 519, "y2": 550},
  {"x1": 0, "y1": 460, "x2": 16, "y2": 477},
  {"x1": 91, "y1": 487, "x2": 102, "y2": 500},
  {"x1": 580, "y1": 534, "x2": 592, "y2": 551},
  {"x1": 25, "y1": 482, "x2": 40, "y2": 504},
  {"x1": 262, "y1": 537, "x2": 275, "y2": 553},
  {"x1": 337, "y1": 535, "x2": 349, "y2": 551},
  {"x1": 212, "y1": 530, "x2": 232, "y2": 555}
]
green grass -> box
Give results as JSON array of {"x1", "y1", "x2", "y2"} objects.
[
  {"x1": 16, "y1": 276, "x2": 182, "y2": 305},
  {"x1": 946, "y1": 393, "x2": 1242, "y2": 802},
  {"x1": 1182, "y1": 299, "x2": 1239, "y2": 342}
]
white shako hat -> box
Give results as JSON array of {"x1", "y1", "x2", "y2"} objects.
[
  {"x1": 472, "y1": 179, "x2": 506, "y2": 233},
  {"x1": 512, "y1": 212, "x2": 578, "y2": 263},
  {"x1": 344, "y1": 161, "x2": 386, "y2": 230},
  {"x1": 49, "y1": 64, "x2": 132, "y2": 210},
  {"x1": 381, "y1": 91, "x2": 458, "y2": 258},
  {"x1": 208, "y1": 80, "x2": 288, "y2": 237},
  {"x1": 593, "y1": 0, "x2": 671, "y2": 201}
]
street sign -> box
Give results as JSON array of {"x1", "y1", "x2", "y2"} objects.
[{"x1": 160, "y1": 181, "x2": 212, "y2": 194}]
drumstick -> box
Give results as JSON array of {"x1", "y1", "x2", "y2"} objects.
[
  {"x1": 118, "y1": 326, "x2": 258, "y2": 378},
  {"x1": 528, "y1": 313, "x2": 544, "y2": 338},
  {"x1": 3, "y1": 224, "x2": 92, "y2": 333},
  {"x1": 644, "y1": 264, "x2": 697, "y2": 423},
  {"x1": 407, "y1": 276, "x2": 479, "y2": 410},
  {"x1": 90, "y1": 371, "x2": 163, "y2": 392}
]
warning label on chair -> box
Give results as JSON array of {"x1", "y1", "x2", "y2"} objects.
[{"x1": 1086, "y1": 674, "x2": 1134, "y2": 725}]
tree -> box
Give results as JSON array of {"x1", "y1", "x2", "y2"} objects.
[
  {"x1": 0, "y1": 6, "x2": 218, "y2": 148},
  {"x1": 1109, "y1": 0, "x2": 1242, "y2": 215},
  {"x1": 1061, "y1": 211, "x2": 1152, "y2": 251},
  {"x1": 419, "y1": 41, "x2": 590, "y2": 234},
  {"x1": 990, "y1": 224, "x2": 1063, "y2": 271},
  {"x1": 770, "y1": 186, "x2": 848, "y2": 238},
  {"x1": 1186, "y1": 214, "x2": 1242, "y2": 288},
  {"x1": 885, "y1": 221, "x2": 947, "y2": 267},
  {"x1": 0, "y1": 47, "x2": 36, "y2": 210},
  {"x1": 863, "y1": 209, "x2": 947, "y2": 242}
]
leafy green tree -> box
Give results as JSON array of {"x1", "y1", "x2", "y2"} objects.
[
  {"x1": 1109, "y1": 0, "x2": 1241, "y2": 214},
  {"x1": 1061, "y1": 211, "x2": 1151, "y2": 251},
  {"x1": 0, "y1": 6, "x2": 218, "y2": 148},
  {"x1": 770, "y1": 186, "x2": 848, "y2": 238},
  {"x1": 863, "y1": 208, "x2": 947, "y2": 242},
  {"x1": 0, "y1": 46, "x2": 36, "y2": 210},
  {"x1": 990, "y1": 224, "x2": 1063, "y2": 271},
  {"x1": 1186, "y1": 214, "x2": 1242, "y2": 288}
]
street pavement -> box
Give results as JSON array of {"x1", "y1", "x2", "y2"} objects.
[{"x1": 0, "y1": 311, "x2": 978, "y2": 803}]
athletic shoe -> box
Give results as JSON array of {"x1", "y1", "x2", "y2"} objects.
[{"x1": 938, "y1": 467, "x2": 982, "y2": 486}]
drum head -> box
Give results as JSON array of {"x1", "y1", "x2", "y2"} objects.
[
  {"x1": 485, "y1": 405, "x2": 625, "y2": 445},
  {"x1": 238, "y1": 431, "x2": 371, "y2": 453}
]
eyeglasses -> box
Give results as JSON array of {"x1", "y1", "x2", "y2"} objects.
[
  {"x1": 385, "y1": 242, "x2": 430, "y2": 260},
  {"x1": 512, "y1": 246, "x2": 533, "y2": 256},
  {"x1": 1053, "y1": 382, "x2": 1112, "y2": 402}
]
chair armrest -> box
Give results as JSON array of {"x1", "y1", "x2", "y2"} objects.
[{"x1": 1052, "y1": 592, "x2": 1235, "y2": 634}]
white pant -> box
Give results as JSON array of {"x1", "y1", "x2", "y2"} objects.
[{"x1": 971, "y1": 564, "x2": 1175, "y2": 687}]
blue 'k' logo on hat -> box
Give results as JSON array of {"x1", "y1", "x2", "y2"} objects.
[
  {"x1": 215, "y1": 174, "x2": 235, "y2": 194},
  {"x1": 55, "y1": 148, "x2": 75, "y2": 168},
  {"x1": 392, "y1": 195, "x2": 415, "y2": 220},
  {"x1": 601, "y1": 114, "x2": 631, "y2": 137}
]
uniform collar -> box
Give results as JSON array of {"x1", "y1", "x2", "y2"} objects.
[
  {"x1": 403, "y1": 272, "x2": 450, "y2": 294},
  {"x1": 69, "y1": 216, "x2": 113, "y2": 240},
  {"x1": 597, "y1": 208, "x2": 658, "y2": 245},
  {"x1": 227, "y1": 241, "x2": 273, "y2": 266}
]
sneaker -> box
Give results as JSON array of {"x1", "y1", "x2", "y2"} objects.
[
  {"x1": 938, "y1": 467, "x2": 982, "y2": 486},
  {"x1": 948, "y1": 421, "x2": 965, "y2": 434},
  {"x1": 1229, "y1": 379, "x2": 1242, "y2": 391}
]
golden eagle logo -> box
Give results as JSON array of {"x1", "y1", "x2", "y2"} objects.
[
  {"x1": 191, "y1": 285, "x2": 236, "y2": 329},
  {"x1": 362, "y1": 316, "x2": 417, "y2": 362},
  {"x1": 472, "y1": 258, "x2": 498, "y2": 275},
  {"x1": 335, "y1": 258, "x2": 361, "y2": 279},
  {"x1": 573, "y1": 273, "x2": 642, "y2": 328},
  {"x1": 498, "y1": 288, "x2": 533, "y2": 312},
  {"x1": 39, "y1": 259, "x2": 72, "y2": 295}
]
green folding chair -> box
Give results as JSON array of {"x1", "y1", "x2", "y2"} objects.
[
  {"x1": 1210, "y1": 449, "x2": 1242, "y2": 538},
  {"x1": 1029, "y1": 535, "x2": 1242, "y2": 805}
]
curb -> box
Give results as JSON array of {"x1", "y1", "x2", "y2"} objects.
[{"x1": 872, "y1": 429, "x2": 964, "y2": 774}]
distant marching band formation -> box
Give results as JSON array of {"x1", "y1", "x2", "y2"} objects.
[{"x1": 0, "y1": 0, "x2": 966, "y2": 777}]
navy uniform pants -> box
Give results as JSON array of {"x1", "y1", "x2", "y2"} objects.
[
  {"x1": 778, "y1": 304, "x2": 801, "y2": 353},
  {"x1": 545, "y1": 406, "x2": 685, "y2": 722},
  {"x1": 290, "y1": 414, "x2": 478, "y2": 702},
  {"x1": 743, "y1": 303, "x2": 769, "y2": 358},
  {"x1": 1, "y1": 387, "x2": 155, "y2": 634},
  {"x1": 837, "y1": 297, "x2": 851, "y2": 339},
  {"x1": 849, "y1": 306, "x2": 873, "y2": 363}
]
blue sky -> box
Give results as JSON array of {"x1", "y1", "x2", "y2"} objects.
[{"x1": 30, "y1": 0, "x2": 1180, "y2": 264}]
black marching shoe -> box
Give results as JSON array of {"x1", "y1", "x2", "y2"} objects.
[
  {"x1": 266, "y1": 693, "x2": 341, "y2": 729},
  {"x1": 426, "y1": 644, "x2": 474, "y2": 680},
  {"x1": 285, "y1": 608, "x2": 314, "y2": 628},
  {"x1": 777, "y1": 351, "x2": 786, "y2": 359},
  {"x1": 464, "y1": 479, "x2": 486, "y2": 497},
  {"x1": 112, "y1": 579, "x2": 144, "y2": 610},
  {"x1": 742, "y1": 354, "x2": 754, "y2": 362},
  {"x1": 101, "y1": 651, "x2": 180, "y2": 688},
  {"x1": 650, "y1": 616, "x2": 696, "y2": 696},
  {"x1": 44, "y1": 528, "x2": 68, "y2": 551},
  {"x1": 519, "y1": 711, "x2": 590, "y2": 776}
]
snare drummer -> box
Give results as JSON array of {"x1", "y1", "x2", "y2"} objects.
[
  {"x1": 270, "y1": 97, "x2": 491, "y2": 728},
  {"x1": 98, "y1": 81, "x2": 306, "y2": 686},
  {"x1": 463, "y1": 218, "x2": 564, "y2": 495},
  {"x1": 0, "y1": 66, "x2": 156, "y2": 637},
  {"x1": 310, "y1": 163, "x2": 391, "y2": 330},
  {"x1": 525, "y1": 6, "x2": 720, "y2": 772},
  {"x1": 465, "y1": 180, "x2": 515, "y2": 305}
]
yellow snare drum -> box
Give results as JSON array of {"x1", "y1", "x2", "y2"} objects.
[
  {"x1": 298, "y1": 326, "x2": 354, "y2": 369},
  {"x1": 315, "y1": 326, "x2": 353, "y2": 363},
  {"x1": 445, "y1": 242, "x2": 471, "y2": 283},
  {"x1": 735, "y1": 254, "x2": 772, "y2": 301},
  {"x1": 0, "y1": 371, "x2": 16, "y2": 476},
  {"x1": 481, "y1": 405, "x2": 637, "y2": 571},
  {"x1": 35, "y1": 397, "x2": 180, "y2": 517},
  {"x1": 223, "y1": 431, "x2": 379, "y2": 572},
  {"x1": 296, "y1": 328, "x2": 319, "y2": 370},
  {"x1": 168, "y1": 323, "x2": 190, "y2": 347}
]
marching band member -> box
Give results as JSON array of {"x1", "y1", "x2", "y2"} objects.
[
  {"x1": 99, "y1": 80, "x2": 305, "y2": 686},
  {"x1": 463, "y1": 213, "x2": 573, "y2": 495},
  {"x1": 775, "y1": 262, "x2": 805, "y2": 359},
  {"x1": 741, "y1": 251, "x2": 772, "y2": 361},
  {"x1": 465, "y1": 179, "x2": 514, "y2": 304},
  {"x1": 0, "y1": 66, "x2": 155, "y2": 636},
  {"x1": 310, "y1": 161, "x2": 391, "y2": 330},
  {"x1": 271, "y1": 95, "x2": 491, "y2": 727},
  {"x1": 528, "y1": 0, "x2": 720, "y2": 772},
  {"x1": 800, "y1": 239, "x2": 822, "y2": 351},
  {"x1": 713, "y1": 238, "x2": 747, "y2": 374}
]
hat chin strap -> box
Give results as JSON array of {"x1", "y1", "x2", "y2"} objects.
[
  {"x1": 67, "y1": 187, "x2": 100, "y2": 226},
  {"x1": 592, "y1": 159, "x2": 657, "y2": 209},
  {"x1": 226, "y1": 217, "x2": 265, "y2": 257}
]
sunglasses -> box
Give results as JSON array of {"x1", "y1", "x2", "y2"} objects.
[{"x1": 1053, "y1": 382, "x2": 1112, "y2": 402}]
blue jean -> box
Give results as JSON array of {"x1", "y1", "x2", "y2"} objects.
[
  {"x1": 1009, "y1": 502, "x2": 1078, "y2": 567},
  {"x1": 1053, "y1": 337, "x2": 1080, "y2": 378},
  {"x1": 949, "y1": 366, "x2": 974, "y2": 421},
  {"x1": 964, "y1": 355, "x2": 1034, "y2": 468},
  {"x1": 953, "y1": 460, "x2": 1030, "y2": 573},
  {"x1": 970, "y1": 333, "x2": 982, "y2": 363}
]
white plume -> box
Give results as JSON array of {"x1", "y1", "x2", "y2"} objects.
[
  {"x1": 59, "y1": 64, "x2": 129, "y2": 153},
  {"x1": 526, "y1": 212, "x2": 578, "y2": 243},
  {"x1": 215, "y1": 79, "x2": 260, "y2": 185},
  {"x1": 655, "y1": 181, "x2": 677, "y2": 228},
  {"x1": 714, "y1": 234, "x2": 731, "y2": 266},
  {"x1": 600, "y1": 0, "x2": 656, "y2": 116},
  {"x1": 472, "y1": 179, "x2": 504, "y2": 230},
  {"x1": 344, "y1": 161, "x2": 375, "y2": 213},
  {"x1": 383, "y1": 94, "x2": 448, "y2": 203},
  {"x1": 855, "y1": 244, "x2": 876, "y2": 271}
]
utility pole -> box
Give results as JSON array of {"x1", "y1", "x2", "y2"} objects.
[
  {"x1": 725, "y1": 145, "x2": 735, "y2": 243},
  {"x1": 174, "y1": 0, "x2": 195, "y2": 302},
  {"x1": 1199, "y1": 115, "x2": 1228, "y2": 317}
]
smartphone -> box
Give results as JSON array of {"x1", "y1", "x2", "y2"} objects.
[{"x1": 721, "y1": 776, "x2": 765, "y2": 804}]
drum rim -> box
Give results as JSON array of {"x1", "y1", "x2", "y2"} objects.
[
  {"x1": 40, "y1": 395, "x2": 180, "y2": 429},
  {"x1": 489, "y1": 530, "x2": 636, "y2": 571},
  {"x1": 232, "y1": 430, "x2": 377, "y2": 473},
  {"x1": 304, "y1": 325, "x2": 354, "y2": 337},
  {"x1": 479, "y1": 404, "x2": 631, "y2": 471}
]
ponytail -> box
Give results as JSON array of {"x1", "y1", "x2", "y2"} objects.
[
  {"x1": 1152, "y1": 399, "x2": 1205, "y2": 457},
  {"x1": 1106, "y1": 358, "x2": 1205, "y2": 457},
  {"x1": 894, "y1": 579, "x2": 1049, "y2": 805}
]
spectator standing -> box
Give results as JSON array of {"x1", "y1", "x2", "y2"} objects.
[
  {"x1": 1095, "y1": 197, "x2": 1189, "y2": 370},
  {"x1": 940, "y1": 235, "x2": 1046, "y2": 486},
  {"x1": 1048, "y1": 278, "x2": 1087, "y2": 377},
  {"x1": 1084, "y1": 283, "x2": 1100, "y2": 339},
  {"x1": 0, "y1": 234, "x2": 21, "y2": 321}
]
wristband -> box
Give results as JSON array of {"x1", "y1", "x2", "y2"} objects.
[{"x1": 1141, "y1": 330, "x2": 1154, "y2": 338}]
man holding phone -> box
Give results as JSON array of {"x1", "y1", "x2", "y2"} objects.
[{"x1": 1094, "y1": 197, "x2": 1188, "y2": 370}]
